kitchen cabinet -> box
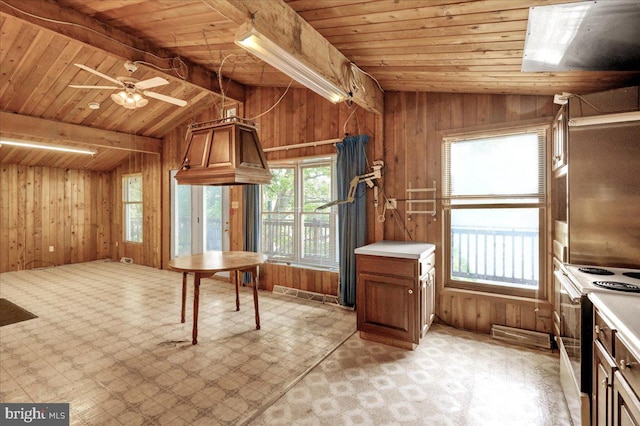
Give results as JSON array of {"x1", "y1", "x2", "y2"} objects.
[
  {"x1": 420, "y1": 262, "x2": 436, "y2": 338},
  {"x1": 614, "y1": 371, "x2": 640, "y2": 426},
  {"x1": 614, "y1": 335, "x2": 640, "y2": 426},
  {"x1": 591, "y1": 297, "x2": 640, "y2": 426},
  {"x1": 551, "y1": 86, "x2": 640, "y2": 267},
  {"x1": 593, "y1": 309, "x2": 618, "y2": 426},
  {"x1": 552, "y1": 105, "x2": 568, "y2": 172},
  {"x1": 355, "y1": 241, "x2": 435, "y2": 350}
]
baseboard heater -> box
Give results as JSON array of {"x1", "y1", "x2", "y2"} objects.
[
  {"x1": 272, "y1": 285, "x2": 339, "y2": 305},
  {"x1": 491, "y1": 325, "x2": 553, "y2": 350}
]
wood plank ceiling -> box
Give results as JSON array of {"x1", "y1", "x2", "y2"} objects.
[{"x1": 1, "y1": 0, "x2": 639, "y2": 171}]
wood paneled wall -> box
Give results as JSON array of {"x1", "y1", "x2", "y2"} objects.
[
  {"x1": 244, "y1": 87, "x2": 383, "y2": 295},
  {"x1": 261, "y1": 263, "x2": 338, "y2": 295},
  {"x1": 110, "y1": 153, "x2": 162, "y2": 268},
  {"x1": 382, "y1": 92, "x2": 557, "y2": 334},
  {"x1": 0, "y1": 164, "x2": 111, "y2": 272},
  {"x1": 248, "y1": 87, "x2": 385, "y2": 247}
]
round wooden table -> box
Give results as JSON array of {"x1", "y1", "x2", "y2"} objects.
[{"x1": 168, "y1": 251, "x2": 267, "y2": 345}]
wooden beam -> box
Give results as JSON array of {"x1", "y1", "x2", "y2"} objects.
[
  {"x1": 0, "y1": 0, "x2": 245, "y2": 102},
  {"x1": 0, "y1": 111, "x2": 162, "y2": 154},
  {"x1": 207, "y1": 0, "x2": 384, "y2": 115}
]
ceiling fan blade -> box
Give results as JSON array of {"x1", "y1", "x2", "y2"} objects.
[
  {"x1": 143, "y1": 91, "x2": 187, "y2": 107},
  {"x1": 69, "y1": 84, "x2": 121, "y2": 89},
  {"x1": 74, "y1": 63, "x2": 122, "y2": 86},
  {"x1": 135, "y1": 77, "x2": 169, "y2": 90}
]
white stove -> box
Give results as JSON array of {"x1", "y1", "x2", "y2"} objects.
[{"x1": 564, "y1": 264, "x2": 640, "y2": 295}]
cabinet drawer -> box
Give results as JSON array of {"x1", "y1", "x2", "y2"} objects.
[
  {"x1": 357, "y1": 255, "x2": 416, "y2": 278},
  {"x1": 595, "y1": 310, "x2": 616, "y2": 357},
  {"x1": 419, "y1": 252, "x2": 435, "y2": 279},
  {"x1": 615, "y1": 335, "x2": 640, "y2": 399}
]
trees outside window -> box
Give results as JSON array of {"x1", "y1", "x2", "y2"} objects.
[
  {"x1": 261, "y1": 157, "x2": 337, "y2": 268},
  {"x1": 123, "y1": 174, "x2": 143, "y2": 243}
]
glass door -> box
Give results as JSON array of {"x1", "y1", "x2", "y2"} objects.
[{"x1": 170, "y1": 171, "x2": 229, "y2": 259}]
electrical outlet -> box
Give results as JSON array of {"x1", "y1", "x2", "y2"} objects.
[
  {"x1": 49, "y1": 245, "x2": 55, "y2": 252},
  {"x1": 386, "y1": 199, "x2": 397, "y2": 210}
]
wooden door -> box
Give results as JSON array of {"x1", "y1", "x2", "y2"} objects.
[{"x1": 593, "y1": 341, "x2": 616, "y2": 426}]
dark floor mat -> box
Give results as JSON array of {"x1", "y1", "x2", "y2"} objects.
[{"x1": 0, "y1": 298, "x2": 38, "y2": 327}]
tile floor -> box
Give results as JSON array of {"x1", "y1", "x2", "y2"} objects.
[{"x1": 1, "y1": 260, "x2": 572, "y2": 425}]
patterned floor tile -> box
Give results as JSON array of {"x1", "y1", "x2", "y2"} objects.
[{"x1": 1, "y1": 260, "x2": 571, "y2": 425}]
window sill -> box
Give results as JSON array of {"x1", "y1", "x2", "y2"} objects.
[{"x1": 265, "y1": 260, "x2": 338, "y2": 273}]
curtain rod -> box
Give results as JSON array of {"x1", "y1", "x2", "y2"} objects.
[{"x1": 263, "y1": 138, "x2": 341, "y2": 152}]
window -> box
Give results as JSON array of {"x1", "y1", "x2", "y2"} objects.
[
  {"x1": 261, "y1": 157, "x2": 338, "y2": 268},
  {"x1": 123, "y1": 173, "x2": 143, "y2": 243},
  {"x1": 443, "y1": 126, "x2": 547, "y2": 297}
]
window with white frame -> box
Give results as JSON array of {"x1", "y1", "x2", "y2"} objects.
[
  {"x1": 123, "y1": 173, "x2": 143, "y2": 243},
  {"x1": 442, "y1": 126, "x2": 547, "y2": 298},
  {"x1": 261, "y1": 157, "x2": 338, "y2": 268}
]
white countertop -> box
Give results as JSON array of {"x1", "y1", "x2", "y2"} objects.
[
  {"x1": 354, "y1": 240, "x2": 435, "y2": 259},
  {"x1": 589, "y1": 292, "x2": 640, "y2": 360}
]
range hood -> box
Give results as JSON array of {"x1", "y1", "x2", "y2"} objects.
[{"x1": 174, "y1": 117, "x2": 271, "y2": 186}]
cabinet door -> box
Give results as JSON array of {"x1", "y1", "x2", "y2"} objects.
[
  {"x1": 420, "y1": 268, "x2": 435, "y2": 338},
  {"x1": 614, "y1": 371, "x2": 640, "y2": 426},
  {"x1": 594, "y1": 341, "x2": 617, "y2": 426},
  {"x1": 552, "y1": 106, "x2": 567, "y2": 172},
  {"x1": 357, "y1": 272, "x2": 418, "y2": 343}
]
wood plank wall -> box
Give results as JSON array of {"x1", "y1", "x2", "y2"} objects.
[
  {"x1": 0, "y1": 164, "x2": 111, "y2": 272},
  {"x1": 244, "y1": 87, "x2": 384, "y2": 295},
  {"x1": 382, "y1": 92, "x2": 557, "y2": 334},
  {"x1": 110, "y1": 152, "x2": 162, "y2": 268}
]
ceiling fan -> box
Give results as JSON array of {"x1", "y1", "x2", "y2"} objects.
[{"x1": 69, "y1": 62, "x2": 187, "y2": 109}]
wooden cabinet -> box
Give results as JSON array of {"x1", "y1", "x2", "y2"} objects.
[
  {"x1": 594, "y1": 340, "x2": 617, "y2": 426},
  {"x1": 614, "y1": 371, "x2": 640, "y2": 426},
  {"x1": 615, "y1": 335, "x2": 640, "y2": 426},
  {"x1": 420, "y1": 261, "x2": 435, "y2": 337},
  {"x1": 593, "y1": 306, "x2": 640, "y2": 426},
  {"x1": 355, "y1": 243, "x2": 435, "y2": 350},
  {"x1": 552, "y1": 105, "x2": 568, "y2": 172}
]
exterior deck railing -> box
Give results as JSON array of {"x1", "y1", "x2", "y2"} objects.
[
  {"x1": 451, "y1": 226, "x2": 539, "y2": 287},
  {"x1": 261, "y1": 216, "x2": 333, "y2": 263}
]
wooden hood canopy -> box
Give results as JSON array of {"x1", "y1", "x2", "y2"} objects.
[{"x1": 174, "y1": 117, "x2": 271, "y2": 186}]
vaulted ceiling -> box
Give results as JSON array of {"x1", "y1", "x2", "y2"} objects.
[{"x1": 1, "y1": 0, "x2": 639, "y2": 170}]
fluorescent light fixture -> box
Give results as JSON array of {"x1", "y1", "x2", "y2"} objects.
[
  {"x1": 111, "y1": 91, "x2": 148, "y2": 109},
  {"x1": 0, "y1": 139, "x2": 97, "y2": 155},
  {"x1": 235, "y1": 25, "x2": 349, "y2": 104},
  {"x1": 569, "y1": 111, "x2": 640, "y2": 127}
]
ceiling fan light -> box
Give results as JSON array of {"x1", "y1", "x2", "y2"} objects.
[
  {"x1": 111, "y1": 91, "x2": 147, "y2": 109},
  {"x1": 111, "y1": 92, "x2": 125, "y2": 106}
]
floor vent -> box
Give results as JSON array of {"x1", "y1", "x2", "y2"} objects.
[
  {"x1": 272, "y1": 285, "x2": 339, "y2": 306},
  {"x1": 491, "y1": 325, "x2": 553, "y2": 350}
]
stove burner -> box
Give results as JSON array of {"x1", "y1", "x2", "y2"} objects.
[
  {"x1": 622, "y1": 272, "x2": 640, "y2": 280},
  {"x1": 593, "y1": 281, "x2": 640, "y2": 293},
  {"x1": 578, "y1": 267, "x2": 614, "y2": 275}
]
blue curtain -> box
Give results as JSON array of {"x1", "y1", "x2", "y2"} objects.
[
  {"x1": 336, "y1": 134, "x2": 369, "y2": 308},
  {"x1": 242, "y1": 184, "x2": 260, "y2": 284}
]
